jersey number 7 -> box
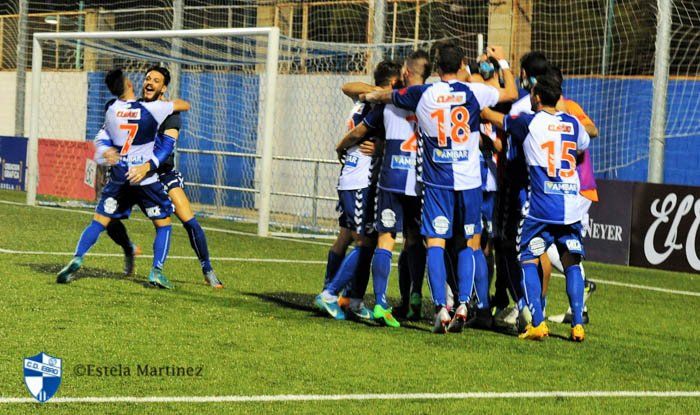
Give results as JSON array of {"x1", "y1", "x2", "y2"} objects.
[
  {"x1": 119, "y1": 123, "x2": 139, "y2": 155},
  {"x1": 430, "y1": 107, "x2": 470, "y2": 147}
]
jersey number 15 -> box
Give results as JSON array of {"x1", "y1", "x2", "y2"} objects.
[{"x1": 541, "y1": 140, "x2": 577, "y2": 178}]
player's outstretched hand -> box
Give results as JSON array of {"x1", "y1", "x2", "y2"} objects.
[
  {"x1": 486, "y1": 45, "x2": 506, "y2": 61},
  {"x1": 103, "y1": 147, "x2": 120, "y2": 166},
  {"x1": 126, "y1": 163, "x2": 151, "y2": 185}
]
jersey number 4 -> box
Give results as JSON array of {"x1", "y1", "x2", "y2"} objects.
[
  {"x1": 430, "y1": 107, "x2": 470, "y2": 147},
  {"x1": 541, "y1": 141, "x2": 577, "y2": 178},
  {"x1": 119, "y1": 124, "x2": 139, "y2": 155},
  {"x1": 400, "y1": 114, "x2": 418, "y2": 152}
]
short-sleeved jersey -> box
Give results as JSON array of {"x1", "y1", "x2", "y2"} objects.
[
  {"x1": 97, "y1": 99, "x2": 174, "y2": 186},
  {"x1": 363, "y1": 103, "x2": 418, "y2": 196},
  {"x1": 392, "y1": 80, "x2": 499, "y2": 191},
  {"x1": 504, "y1": 110, "x2": 590, "y2": 224},
  {"x1": 338, "y1": 101, "x2": 374, "y2": 190}
]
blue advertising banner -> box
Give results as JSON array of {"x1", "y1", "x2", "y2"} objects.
[{"x1": 0, "y1": 136, "x2": 28, "y2": 191}]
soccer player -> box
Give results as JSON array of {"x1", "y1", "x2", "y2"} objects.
[
  {"x1": 482, "y1": 74, "x2": 591, "y2": 342},
  {"x1": 335, "y1": 50, "x2": 431, "y2": 326},
  {"x1": 315, "y1": 60, "x2": 402, "y2": 321},
  {"x1": 362, "y1": 42, "x2": 517, "y2": 333},
  {"x1": 56, "y1": 69, "x2": 190, "y2": 288},
  {"x1": 104, "y1": 66, "x2": 223, "y2": 288}
]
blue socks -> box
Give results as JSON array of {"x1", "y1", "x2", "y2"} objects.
[
  {"x1": 371, "y1": 248, "x2": 392, "y2": 308},
  {"x1": 473, "y1": 249, "x2": 490, "y2": 310},
  {"x1": 349, "y1": 246, "x2": 374, "y2": 299},
  {"x1": 74, "y1": 220, "x2": 106, "y2": 258},
  {"x1": 326, "y1": 246, "x2": 361, "y2": 296},
  {"x1": 323, "y1": 250, "x2": 345, "y2": 289},
  {"x1": 565, "y1": 264, "x2": 585, "y2": 326},
  {"x1": 457, "y1": 247, "x2": 475, "y2": 304},
  {"x1": 521, "y1": 262, "x2": 544, "y2": 326},
  {"x1": 182, "y1": 218, "x2": 212, "y2": 273},
  {"x1": 426, "y1": 246, "x2": 447, "y2": 307},
  {"x1": 153, "y1": 225, "x2": 172, "y2": 270}
]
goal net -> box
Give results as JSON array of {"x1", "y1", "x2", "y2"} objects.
[{"x1": 26, "y1": 27, "x2": 479, "y2": 237}]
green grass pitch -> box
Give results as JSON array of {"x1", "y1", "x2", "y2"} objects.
[{"x1": 0, "y1": 190, "x2": 698, "y2": 414}]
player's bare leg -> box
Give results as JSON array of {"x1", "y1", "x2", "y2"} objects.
[
  {"x1": 57, "y1": 214, "x2": 112, "y2": 284},
  {"x1": 169, "y1": 187, "x2": 222, "y2": 288}
]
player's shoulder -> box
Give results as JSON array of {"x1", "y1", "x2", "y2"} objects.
[
  {"x1": 509, "y1": 94, "x2": 531, "y2": 115},
  {"x1": 103, "y1": 98, "x2": 117, "y2": 113}
]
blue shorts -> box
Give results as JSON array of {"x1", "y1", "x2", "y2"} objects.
[
  {"x1": 375, "y1": 189, "x2": 421, "y2": 235},
  {"x1": 159, "y1": 169, "x2": 185, "y2": 192},
  {"x1": 517, "y1": 218, "x2": 585, "y2": 261},
  {"x1": 96, "y1": 179, "x2": 173, "y2": 220},
  {"x1": 481, "y1": 191, "x2": 496, "y2": 237},
  {"x1": 421, "y1": 186, "x2": 482, "y2": 239},
  {"x1": 337, "y1": 187, "x2": 375, "y2": 235}
]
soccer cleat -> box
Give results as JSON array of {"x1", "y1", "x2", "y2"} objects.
[
  {"x1": 148, "y1": 268, "x2": 174, "y2": 289},
  {"x1": 348, "y1": 302, "x2": 374, "y2": 321},
  {"x1": 447, "y1": 303, "x2": 468, "y2": 333},
  {"x1": 337, "y1": 295, "x2": 351, "y2": 310},
  {"x1": 56, "y1": 256, "x2": 83, "y2": 284},
  {"x1": 518, "y1": 322, "x2": 550, "y2": 341},
  {"x1": 373, "y1": 305, "x2": 400, "y2": 328},
  {"x1": 432, "y1": 307, "x2": 451, "y2": 334},
  {"x1": 570, "y1": 324, "x2": 585, "y2": 342},
  {"x1": 314, "y1": 294, "x2": 345, "y2": 320},
  {"x1": 123, "y1": 243, "x2": 141, "y2": 277},
  {"x1": 204, "y1": 270, "x2": 224, "y2": 288},
  {"x1": 493, "y1": 306, "x2": 518, "y2": 329},
  {"x1": 406, "y1": 292, "x2": 422, "y2": 322},
  {"x1": 517, "y1": 307, "x2": 533, "y2": 334},
  {"x1": 466, "y1": 307, "x2": 493, "y2": 330}
]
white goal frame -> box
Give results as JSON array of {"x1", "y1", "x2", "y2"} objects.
[{"x1": 27, "y1": 27, "x2": 280, "y2": 236}]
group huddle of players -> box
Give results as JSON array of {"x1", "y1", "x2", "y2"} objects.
[
  {"x1": 56, "y1": 66, "x2": 223, "y2": 291},
  {"x1": 315, "y1": 42, "x2": 599, "y2": 341}
]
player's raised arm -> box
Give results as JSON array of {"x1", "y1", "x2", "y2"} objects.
[
  {"x1": 480, "y1": 107, "x2": 507, "y2": 131},
  {"x1": 486, "y1": 45, "x2": 518, "y2": 103},
  {"x1": 94, "y1": 127, "x2": 119, "y2": 166},
  {"x1": 342, "y1": 82, "x2": 381, "y2": 100},
  {"x1": 557, "y1": 98, "x2": 599, "y2": 138},
  {"x1": 172, "y1": 98, "x2": 190, "y2": 112},
  {"x1": 335, "y1": 123, "x2": 371, "y2": 161}
]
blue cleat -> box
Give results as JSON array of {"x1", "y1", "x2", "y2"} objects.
[
  {"x1": 348, "y1": 302, "x2": 374, "y2": 321},
  {"x1": 56, "y1": 256, "x2": 83, "y2": 284},
  {"x1": 148, "y1": 268, "x2": 174, "y2": 289},
  {"x1": 314, "y1": 294, "x2": 345, "y2": 320}
]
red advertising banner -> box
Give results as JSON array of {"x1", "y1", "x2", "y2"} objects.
[{"x1": 37, "y1": 139, "x2": 97, "y2": 201}]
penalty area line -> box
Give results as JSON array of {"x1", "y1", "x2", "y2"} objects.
[
  {"x1": 0, "y1": 391, "x2": 699, "y2": 404},
  {"x1": 1, "y1": 247, "x2": 699, "y2": 297}
]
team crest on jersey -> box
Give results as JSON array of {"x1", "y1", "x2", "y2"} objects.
[
  {"x1": 103, "y1": 197, "x2": 118, "y2": 214},
  {"x1": 433, "y1": 149, "x2": 469, "y2": 164},
  {"x1": 116, "y1": 109, "x2": 141, "y2": 120},
  {"x1": 23, "y1": 352, "x2": 62, "y2": 403},
  {"x1": 432, "y1": 216, "x2": 450, "y2": 235},
  {"x1": 390, "y1": 155, "x2": 415, "y2": 170},
  {"x1": 544, "y1": 181, "x2": 578, "y2": 196},
  {"x1": 381, "y1": 209, "x2": 397, "y2": 228},
  {"x1": 436, "y1": 92, "x2": 466, "y2": 105},
  {"x1": 344, "y1": 155, "x2": 359, "y2": 168}
]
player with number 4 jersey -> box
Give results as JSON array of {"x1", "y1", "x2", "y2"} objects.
[{"x1": 362, "y1": 42, "x2": 517, "y2": 333}]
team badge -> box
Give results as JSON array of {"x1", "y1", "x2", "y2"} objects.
[
  {"x1": 381, "y1": 209, "x2": 397, "y2": 228},
  {"x1": 103, "y1": 197, "x2": 118, "y2": 214},
  {"x1": 23, "y1": 352, "x2": 62, "y2": 403},
  {"x1": 432, "y1": 216, "x2": 450, "y2": 235}
]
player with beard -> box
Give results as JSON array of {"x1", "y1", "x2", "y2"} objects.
[{"x1": 105, "y1": 66, "x2": 223, "y2": 288}]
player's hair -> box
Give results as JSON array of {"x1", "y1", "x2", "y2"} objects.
[
  {"x1": 533, "y1": 75, "x2": 562, "y2": 106},
  {"x1": 520, "y1": 51, "x2": 549, "y2": 77},
  {"x1": 406, "y1": 49, "x2": 431, "y2": 81},
  {"x1": 433, "y1": 41, "x2": 464, "y2": 74},
  {"x1": 145, "y1": 65, "x2": 171, "y2": 86},
  {"x1": 373, "y1": 60, "x2": 402, "y2": 87},
  {"x1": 105, "y1": 68, "x2": 126, "y2": 97},
  {"x1": 548, "y1": 64, "x2": 564, "y2": 85}
]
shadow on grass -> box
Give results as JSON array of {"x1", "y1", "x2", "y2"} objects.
[{"x1": 23, "y1": 262, "x2": 151, "y2": 288}]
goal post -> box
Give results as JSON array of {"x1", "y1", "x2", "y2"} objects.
[{"x1": 26, "y1": 27, "x2": 280, "y2": 237}]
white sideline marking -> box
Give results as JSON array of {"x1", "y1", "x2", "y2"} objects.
[
  {"x1": 1, "y1": 247, "x2": 699, "y2": 297},
  {"x1": 551, "y1": 273, "x2": 700, "y2": 297},
  {"x1": 0, "y1": 391, "x2": 699, "y2": 404}
]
